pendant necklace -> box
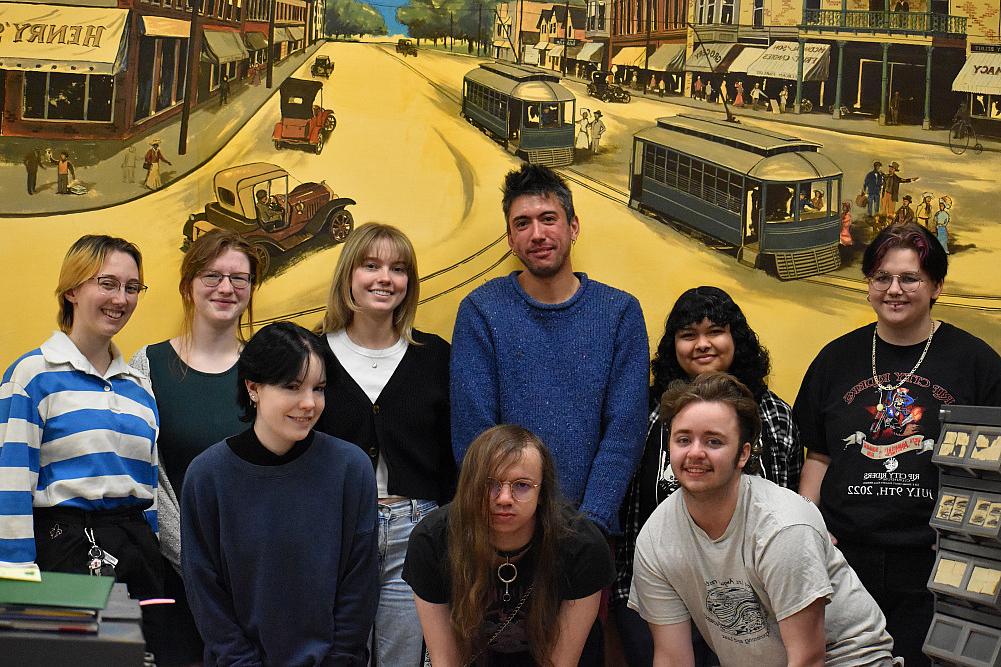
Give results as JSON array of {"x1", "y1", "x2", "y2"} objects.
[
  {"x1": 496, "y1": 541, "x2": 533, "y2": 603},
  {"x1": 871, "y1": 320, "x2": 936, "y2": 412}
]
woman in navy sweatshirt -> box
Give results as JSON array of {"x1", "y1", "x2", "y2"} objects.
[{"x1": 181, "y1": 322, "x2": 378, "y2": 666}]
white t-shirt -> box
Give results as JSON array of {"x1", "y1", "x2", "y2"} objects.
[
  {"x1": 326, "y1": 330, "x2": 407, "y2": 497},
  {"x1": 629, "y1": 475, "x2": 895, "y2": 666}
]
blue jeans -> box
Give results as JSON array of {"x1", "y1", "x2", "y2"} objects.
[
  {"x1": 868, "y1": 193, "x2": 881, "y2": 217},
  {"x1": 374, "y1": 499, "x2": 436, "y2": 667}
]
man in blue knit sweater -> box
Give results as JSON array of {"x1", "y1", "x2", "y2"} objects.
[{"x1": 450, "y1": 164, "x2": 649, "y2": 535}]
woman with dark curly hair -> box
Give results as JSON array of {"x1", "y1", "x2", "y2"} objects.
[{"x1": 612, "y1": 286, "x2": 802, "y2": 666}]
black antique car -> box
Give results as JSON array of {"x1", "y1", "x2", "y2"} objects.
[
  {"x1": 587, "y1": 70, "x2": 631, "y2": 103},
  {"x1": 182, "y1": 162, "x2": 354, "y2": 269},
  {"x1": 311, "y1": 55, "x2": 334, "y2": 78},
  {"x1": 396, "y1": 38, "x2": 418, "y2": 57},
  {"x1": 272, "y1": 77, "x2": 336, "y2": 154}
]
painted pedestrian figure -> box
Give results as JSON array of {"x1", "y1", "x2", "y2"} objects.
[
  {"x1": 750, "y1": 82, "x2": 763, "y2": 109},
  {"x1": 863, "y1": 162, "x2": 885, "y2": 219},
  {"x1": 51, "y1": 151, "x2": 75, "y2": 195},
  {"x1": 121, "y1": 146, "x2": 139, "y2": 184},
  {"x1": 694, "y1": 75, "x2": 703, "y2": 100},
  {"x1": 576, "y1": 109, "x2": 592, "y2": 150},
  {"x1": 590, "y1": 111, "x2": 606, "y2": 154},
  {"x1": 894, "y1": 194, "x2": 916, "y2": 226},
  {"x1": 934, "y1": 197, "x2": 952, "y2": 254},
  {"x1": 779, "y1": 86, "x2": 789, "y2": 112},
  {"x1": 23, "y1": 148, "x2": 46, "y2": 195},
  {"x1": 143, "y1": 139, "x2": 172, "y2": 191},
  {"x1": 220, "y1": 74, "x2": 230, "y2": 106},
  {"x1": 916, "y1": 192, "x2": 934, "y2": 231},
  {"x1": 880, "y1": 161, "x2": 919, "y2": 221}
]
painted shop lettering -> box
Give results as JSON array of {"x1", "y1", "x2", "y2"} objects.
[
  {"x1": 0, "y1": 22, "x2": 106, "y2": 47},
  {"x1": 974, "y1": 65, "x2": 1001, "y2": 76}
]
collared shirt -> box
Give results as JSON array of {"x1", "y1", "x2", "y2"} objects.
[{"x1": 0, "y1": 332, "x2": 159, "y2": 565}]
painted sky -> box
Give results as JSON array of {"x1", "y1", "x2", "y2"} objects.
[{"x1": 369, "y1": 0, "x2": 409, "y2": 37}]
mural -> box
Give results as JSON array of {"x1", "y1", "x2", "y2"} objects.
[{"x1": 0, "y1": 0, "x2": 998, "y2": 404}]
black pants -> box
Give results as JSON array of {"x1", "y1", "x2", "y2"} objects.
[
  {"x1": 613, "y1": 602, "x2": 718, "y2": 667},
  {"x1": 838, "y1": 542, "x2": 934, "y2": 666},
  {"x1": 34, "y1": 506, "x2": 167, "y2": 660}
]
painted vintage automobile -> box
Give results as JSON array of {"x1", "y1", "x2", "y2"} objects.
[
  {"x1": 273, "y1": 77, "x2": 336, "y2": 154},
  {"x1": 311, "y1": 55, "x2": 335, "y2": 78},
  {"x1": 182, "y1": 162, "x2": 354, "y2": 267}
]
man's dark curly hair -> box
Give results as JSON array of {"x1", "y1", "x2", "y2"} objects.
[
  {"x1": 501, "y1": 163, "x2": 575, "y2": 227},
  {"x1": 651, "y1": 286, "x2": 771, "y2": 406}
]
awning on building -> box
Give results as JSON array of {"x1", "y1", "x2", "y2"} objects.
[
  {"x1": 141, "y1": 16, "x2": 190, "y2": 39},
  {"x1": 611, "y1": 46, "x2": 647, "y2": 68},
  {"x1": 646, "y1": 43, "x2": 686, "y2": 72},
  {"x1": 273, "y1": 27, "x2": 293, "y2": 43},
  {"x1": 746, "y1": 41, "x2": 831, "y2": 81},
  {"x1": 0, "y1": 4, "x2": 129, "y2": 75},
  {"x1": 953, "y1": 51, "x2": 1001, "y2": 95},
  {"x1": 548, "y1": 45, "x2": 565, "y2": 57},
  {"x1": 535, "y1": 41, "x2": 551, "y2": 51},
  {"x1": 565, "y1": 44, "x2": 583, "y2": 60},
  {"x1": 245, "y1": 32, "x2": 269, "y2": 51},
  {"x1": 576, "y1": 42, "x2": 604, "y2": 62},
  {"x1": 201, "y1": 29, "x2": 250, "y2": 64},
  {"x1": 287, "y1": 26, "x2": 305, "y2": 41},
  {"x1": 727, "y1": 46, "x2": 766, "y2": 73},
  {"x1": 492, "y1": 39, "x2": 509, "y2": 48},
  {"x1": 685, "y1": 42, "x2": 740, "y2": 73}
]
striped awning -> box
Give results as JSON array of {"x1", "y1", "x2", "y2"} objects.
[{"x1": 611, "y1": 46, "x2": 647, "y2": 67}]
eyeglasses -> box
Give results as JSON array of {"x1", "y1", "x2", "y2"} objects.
[
  {"x1": 867, "y1": 272, "x2": 925, "y2": 293},
  {"x1": 91, "y1": 276, "x2": 147, "y2": 296},
  {"x1": 486, "y1": 478, "x2": 540, "y2": 502},
  {"x1": 198, "y1": 272, "x2": 253, "y2": 289}
]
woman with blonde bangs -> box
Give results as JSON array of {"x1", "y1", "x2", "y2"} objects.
[
  {"x1": 0, "y1": 234, "x2": 160, "y2": 622},
  {"x1": 131, "y1": 229, "x2": 264, "y2": 666},
  {"x1": 315, "y1": 222, "x2": 454, "y2": 666},
  {"x1": 403, "y1": 425, "x2": 614, "y2": 666}
]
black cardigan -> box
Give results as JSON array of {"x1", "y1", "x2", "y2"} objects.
[{"x1": 316, "y1": 329, "x2": 456, "y2": 504}]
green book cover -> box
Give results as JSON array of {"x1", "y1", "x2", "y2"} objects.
[{"x1": 0, "y1": 572, "x2": 114, "y2": 611}]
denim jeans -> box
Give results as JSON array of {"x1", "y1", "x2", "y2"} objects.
[{"x1": 373, "y1": 499, "x2": 436, "y2": 667}]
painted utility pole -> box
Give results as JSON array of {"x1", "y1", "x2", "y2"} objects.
[
  {"x1": 565, "y1": 0, "x2": 571, "y2": 75},
  {"x1": 478, "y1": 3, "x2": 483, "y2": 56},
  {"x1": 178, "y1": 0, "x2": 201, "y2": 156},
  {"x1": 644, "y1": 0, "x2": 652, "y2": 89},
  {"x1": 267, "y1": 0, "x2": 276, "y2": 88},
  {"x1": 450, "y1": 11, "x2": 454, "y2": 51}
]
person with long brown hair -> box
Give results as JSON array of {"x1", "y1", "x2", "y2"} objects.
[
  {"x1": 403, "y1": 425, "x2": 614, "y2": 666},
  {"x1": 131, "y1": 229, "x2": 265, "y2": 666}
]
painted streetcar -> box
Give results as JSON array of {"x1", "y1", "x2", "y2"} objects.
[
  {"x1": 462, "y1": 62, "x2": 575, "y2": 167},
  {"x1": 630, "y1": 115, "x2": 844, "y2": 280}
]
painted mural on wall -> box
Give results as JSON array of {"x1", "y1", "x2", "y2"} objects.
[{"x1": 0, "y1": 0, "x2": 998, "y2": 401}]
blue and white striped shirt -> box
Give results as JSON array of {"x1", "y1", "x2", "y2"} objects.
[{"x1": 0, "y1": 332, "x2": 159, "y2": 565}]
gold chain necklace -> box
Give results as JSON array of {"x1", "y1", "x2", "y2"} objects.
[{"x1": 871, "y1": 321, "x2": 936, "y2": 412}]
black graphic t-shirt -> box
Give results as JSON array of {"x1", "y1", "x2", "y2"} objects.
[
  {"x1": 794, "y1": 322, "x2": 1001, "y2": 547},
  {"x1": 402, "y1": 504, "x2": 614, "y2": 663}
]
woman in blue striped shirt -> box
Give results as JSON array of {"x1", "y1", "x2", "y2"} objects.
[{"x1": 0, "y1": 235, "x2": 160, "y2": 600}]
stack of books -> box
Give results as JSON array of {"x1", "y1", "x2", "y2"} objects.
[{"x1": 0, "y1": 572, "x2": 114, "y2": 635}]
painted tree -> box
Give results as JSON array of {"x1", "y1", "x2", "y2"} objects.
[
  {"x1": 397, "y1": 0, "x2": 449, "y2": 44},
  {"x1": 326, "y1": 0, "x2": 388, "y2": 38}
]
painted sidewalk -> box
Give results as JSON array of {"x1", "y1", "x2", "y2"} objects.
[{"x1": 0, "y1": 42, "x2": 323, "y2": 218}]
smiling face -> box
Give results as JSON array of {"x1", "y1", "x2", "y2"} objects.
[
  {"x1": 867, "y1": 247, "x2": 942, "y2": 335},
  {"x1": 488, "y1": 446, "x2": 542, "y2": 548},
  {"x1": 350, "y1": 240, "x2": 409, "y2": 317},
  {"x1": 669, "y1": 400, "x2": 751, "y2": 499},
  {"x1": 247, "y1": 352, "x2": 326, "y2": 453},
  {"x1": 506, "y1": 193, "x2": 579, "y2": 280},
  {"x1": 192, "y1": 248, "x2": 252, "y2": 329},
  {"x1": 675, "y1": 319, "x2": 736, "y2": 379},
  {"x1": 64, "y1": 250, "x2": 140, "y2": 348}
]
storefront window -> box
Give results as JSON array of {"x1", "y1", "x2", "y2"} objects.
[
  {"x1": 136, "y1": 37, "x2": 156, "y2": 120},
  {"x1": 157, "y1": 40, "x2": 177, "y2": 113},
  {"x1": 721, "y1": 0, "x2": 734, "y2": 24},
  {"x1": 22, "y1": 72, "x2": 114, "y2": 122},
  {"x1": 972, "y1": 94, "x2": 1001, "y2": 119}
]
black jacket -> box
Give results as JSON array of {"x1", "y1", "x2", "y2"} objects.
[{"x1": 317, "y1": 330, "x2": 456, "y2": 504}]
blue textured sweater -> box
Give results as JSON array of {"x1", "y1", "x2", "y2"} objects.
[
  {"x1": 450, "y1": 272, "x2": 649, "y2": 533},
  {"x1": 181, "y1": 431, "x2": 378, "y2": 666}
]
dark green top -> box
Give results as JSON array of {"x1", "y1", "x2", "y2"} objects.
[{"x1": 145, "y1": 340, "x2": 245, "y2": 491}]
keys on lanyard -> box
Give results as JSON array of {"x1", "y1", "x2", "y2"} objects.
[{"x1": 84, "y1": 527, "x2": 118, "y2": 577}]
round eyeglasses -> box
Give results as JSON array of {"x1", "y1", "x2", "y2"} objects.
[
  {"x1": 90, "y1": 276, "x2": 147, "y2": 296},
  {"x1": 867, "y1": 272, "x2": 924, "y2": 293},
  {"x1": 198, "y1": 272, "x2": 252, "y2": 289},
  {"x1": 486, "y1": 478, "x2": 540, "y2": 502}
]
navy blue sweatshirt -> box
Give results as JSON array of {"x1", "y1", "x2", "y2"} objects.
[{"x1": 181, "y1": 429, "x2": 378, "y2": 666}]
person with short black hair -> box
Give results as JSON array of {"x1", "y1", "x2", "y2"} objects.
[
  {"x1": 182, "y1": 322, "x2": 378, "y2": 666},
  {"x1": 403, "y1": 425, "x2": 614, "y2": 666},
  {"x1": 796, "y1": 223, "x2": 1001, "y2": 666},
  {"x1": 631, "y1": 373, "x2": 896, "y2": 666},
  {"x1": 451, "y1": 164, "x2": 648, "y2": 538}
]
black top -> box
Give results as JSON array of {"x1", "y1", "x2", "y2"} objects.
[
  {"x1": 145, "y1": 341, "x2": 245, "y2": 492},
  {"x1": 403, "y1": 504, "x2": 614, "y2": 663},
  {"x1": 316, "y1": 330, "x2": 456, "y2": 503},
  {"x1": 794, "y1": 322, "x2": 1001, "y2": 547},
  {"x1": 226, "y1": 427, "x2": 314, "y2": 466}
]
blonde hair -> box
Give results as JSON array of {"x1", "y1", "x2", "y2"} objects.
[
  {"x1": 178, "y1": 230, "x2": 266, "y2": 343},
  {"x1": 55, "y1": 235, "x2": 143, "y2": 333},
  {"x1": 320, "y1": 223, "x2": 419, "y2": 343}
]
